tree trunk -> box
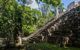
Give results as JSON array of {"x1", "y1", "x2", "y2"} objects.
[{"x1": 55, "y1": 6, "x2": 59, "y2": 18}]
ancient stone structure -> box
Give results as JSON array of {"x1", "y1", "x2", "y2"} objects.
[{"x1": 22, "y1": 5, "x2": 80, "y2": 47}]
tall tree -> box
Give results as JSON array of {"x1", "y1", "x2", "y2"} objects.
[
  {"x1": 0, "y1": 0, "x2": 24, "y2": 46},
  {"x1": 36, "y1": 0, "x2": 61, "y2": 18}
]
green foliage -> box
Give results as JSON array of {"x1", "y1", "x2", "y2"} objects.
[
  {"x1": 22, "y1": 7, "x2": 40, "y2": 35},
  {"x1": 0, "y1": 0, "x2": 17, "y2": 37},
  {"x1": 36, "y1": 0, "x2": 62, "y2": 18},
  {"x1": 0, "y1": 0, "x2": 54, "y2": 37},
  {"x1": 36, "y1": 0, "x2": 61, "y2": 7},
  {"x1": 50, "y1": 0, "x2": 61, "y2": 7},
  {"x1": 21, "y1": 6, "x2": 54, "y2": 35}
]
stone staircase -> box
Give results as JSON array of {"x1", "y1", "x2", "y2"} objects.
[{"x1": 22, "y1": 5, "x2": 80, "y2": 44}]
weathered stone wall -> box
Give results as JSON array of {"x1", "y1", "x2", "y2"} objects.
[
  {"x1": 48, "y1": 6, "x2": 80, "y2": 47},
  {"x1": 24, "y1": 6, "x2": 80, "y2": 47}
]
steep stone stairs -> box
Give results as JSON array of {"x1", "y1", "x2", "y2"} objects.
[{"x1": 22, "y1": 5, "x2": 80, "y2": 44}]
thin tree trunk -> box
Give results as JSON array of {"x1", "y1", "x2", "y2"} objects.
[{"x1": 55, "y1": 6, "x2": 59, "y2": 18}]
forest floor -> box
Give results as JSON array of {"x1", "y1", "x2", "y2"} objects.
[
  {"x1": 27, "y1": 43, "x2": 80, "y2": 50},
  {"x1": 0, "y1": 43, "x2": 80, "y2": 50}
]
